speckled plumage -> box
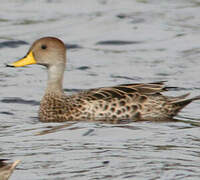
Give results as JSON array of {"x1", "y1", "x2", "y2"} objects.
[
  {"x1": 39, "y1": 82, "x2": 200, "y2": 122},
  {"x1": 8, "y1": 37, "x2": 200, "y2": 123}
]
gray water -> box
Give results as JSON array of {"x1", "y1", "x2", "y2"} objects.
[{"x1": 1, "y1": 0, "x2": 200, "y2": 179}]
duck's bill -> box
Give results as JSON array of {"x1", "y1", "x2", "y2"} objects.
[{"x1": 7, "y1": 51, "x2": 36, "y2": 67}]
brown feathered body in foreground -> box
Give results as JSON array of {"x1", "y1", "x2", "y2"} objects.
[{"x1": 8, "y1": 37, "x2": 200, "y2": 122}]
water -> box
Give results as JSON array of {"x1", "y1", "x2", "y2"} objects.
[{"x1": 1, "y1": 0, "x2": 200, "y2": 179}]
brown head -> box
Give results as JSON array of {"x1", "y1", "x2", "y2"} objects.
[
  {"x1": 8, "y1": 37, "x2": 67, "y2": 93},
  {"x1": 7, "y1": 37, "x2": 66, "y2": 68}
]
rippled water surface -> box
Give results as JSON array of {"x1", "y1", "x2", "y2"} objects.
[{"x1": 1, "y1": 0, "x2": 200, "y2": 179}]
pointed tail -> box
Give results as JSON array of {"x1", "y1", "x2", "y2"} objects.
[{"x1": 171, "y1": 95, "x2": 200, "y2": 114}]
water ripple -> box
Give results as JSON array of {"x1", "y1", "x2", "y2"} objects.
[
  {"x1": 1, "y1": 97, "x2": 39, "y2": 106},
  {"x1": 0, "y1": 40, "x2": 28, "y2": 48}
]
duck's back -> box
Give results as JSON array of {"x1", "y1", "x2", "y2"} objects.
[{"x1": 39, "y1": 82, "x2": 199, "y2": 122}]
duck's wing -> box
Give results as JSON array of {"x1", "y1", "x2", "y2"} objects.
[{"x1": 80, "y1": 81, "x2": 167, "y2": 101}]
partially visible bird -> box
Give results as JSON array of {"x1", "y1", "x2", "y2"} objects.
[{"x1": 0, "y1": 159, "x2": 20, "y2": 180}]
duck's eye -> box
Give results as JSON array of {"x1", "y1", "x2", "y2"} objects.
[{"x1": 41, "y1": 45, "x2": 47, "y2": 50}]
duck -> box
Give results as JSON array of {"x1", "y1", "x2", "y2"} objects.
[
  {"x1": 7, "y1": 37, "x2": 200, "y2": 122},
  {"x1": 0, "y1": 159, "x2": 20, "y2": 180}
]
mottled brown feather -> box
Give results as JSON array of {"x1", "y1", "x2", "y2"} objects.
[{"x1": 39, "y1": 82, "x2": 200, "y2": 122}]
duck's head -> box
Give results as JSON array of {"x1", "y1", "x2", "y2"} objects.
[{"x1": 7, "y1": 37, "x2": 66, "y2": 68}]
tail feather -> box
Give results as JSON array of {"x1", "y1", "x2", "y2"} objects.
[
  {"x1": 168, "y1": 93, "x2": 190, "y2": 102},
  {"x1": 172, "y1": 95, "x2": 200, "y2": 113}
]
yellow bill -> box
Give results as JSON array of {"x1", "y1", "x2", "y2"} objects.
[{"x1": 9, "y1": 51, "x2": 36, "y2": 67}]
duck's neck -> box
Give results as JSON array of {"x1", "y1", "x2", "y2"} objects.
[{"x1": 45, "y1": 64, "x2": 65, "y2": 94}]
